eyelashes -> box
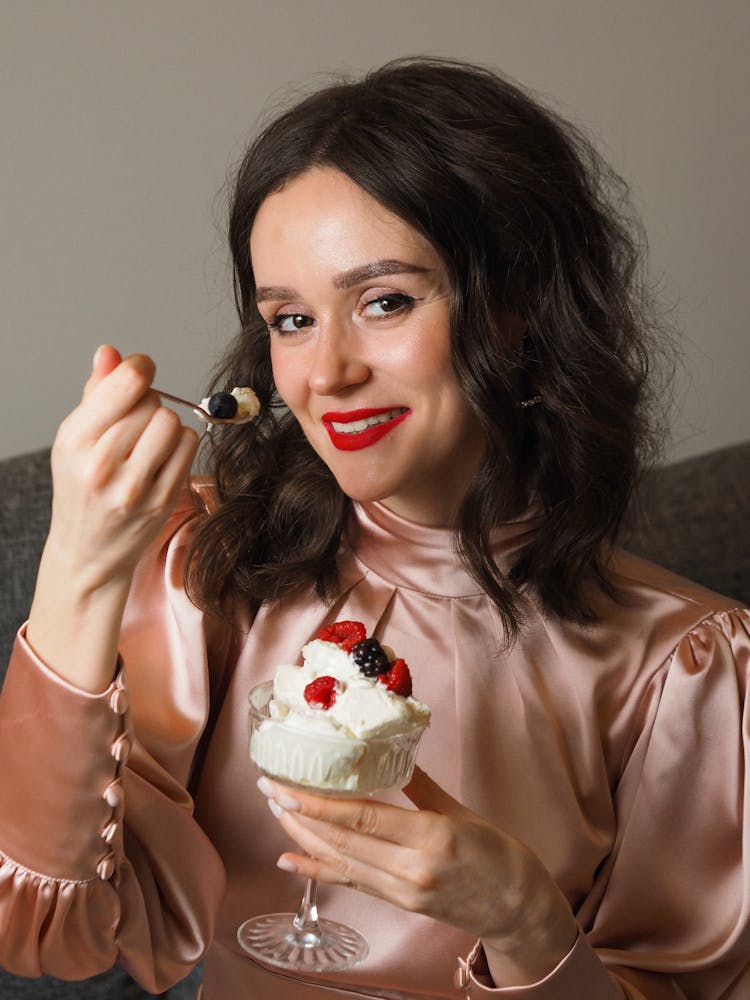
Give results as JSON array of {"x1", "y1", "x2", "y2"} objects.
[
  {"x1": 266, "y1": 293, "x2": 418, "y2": 336},
  {"x1": 266, "y1": 313, "x2": 313, "y2": 335},
  {"x1": 363, "y1": 292, "x2": 417, "y2": 317}
]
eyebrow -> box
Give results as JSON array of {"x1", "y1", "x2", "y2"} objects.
[{"x1": 255, "y1": 259, "x2": 432, "y2": 303}]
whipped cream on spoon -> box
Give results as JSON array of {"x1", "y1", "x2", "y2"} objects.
[{"x1": 155, "y1": 386, "x2": 260, "y2": 426}]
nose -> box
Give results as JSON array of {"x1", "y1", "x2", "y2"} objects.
[{"x1": 308, "y1": 324, "x2": 370, "y2": 396}]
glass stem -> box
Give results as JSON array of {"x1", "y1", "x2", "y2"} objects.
[{"x1": 293, "y1": 877, "x2": 321, "y2": 933}]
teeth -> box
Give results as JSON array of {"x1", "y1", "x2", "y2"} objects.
[{"x1": 330, "y1": 409, "x2": 405, "y2": 434}]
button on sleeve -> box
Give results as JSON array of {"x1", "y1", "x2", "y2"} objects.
[{"x1": 0, "y1": 628, "x2": 129, "y2": 880}]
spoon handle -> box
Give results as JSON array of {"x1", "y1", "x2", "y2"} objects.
[{"x1": 154, "y1": 388, "x2": 209, "y2": 420}]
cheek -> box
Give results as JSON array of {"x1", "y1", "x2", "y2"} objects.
[
  {"x1": 270, "y1": 348, "x2": 302, "y2": 411},
  {"x1": 411, "y1": 343, "x2": 461, "y2": 401},
  {"x1": 405, "y1": 317, "x2": 454, "y2": 375}
]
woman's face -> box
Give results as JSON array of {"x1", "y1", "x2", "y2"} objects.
[{"x1": 249, "y1": 167, "x2": 485, "y2": 526}]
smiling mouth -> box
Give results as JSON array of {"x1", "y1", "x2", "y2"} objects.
[
  {"x1": 322, "y1": 407, "x2": 410, "y2": 451},
  {"x1": 329, "y1": 407, "x2": 407, "y2": 433}
]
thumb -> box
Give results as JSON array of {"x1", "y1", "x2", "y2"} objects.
[
  {"x1": 402, "y1": 765, "x2": 467, "y2": 816},
  {"x1": 83, "y1": 344, "x2": 122, "y2": 395}
]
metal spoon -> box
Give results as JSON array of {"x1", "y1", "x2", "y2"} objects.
[{"x1": 155, "y1": 389, "x2": 257, "y2": 426}]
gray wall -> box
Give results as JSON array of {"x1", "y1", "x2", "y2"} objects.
[{"x1": 2, "y1": 0, "x2": 748, "y2": 464}]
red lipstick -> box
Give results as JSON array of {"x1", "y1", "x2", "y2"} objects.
[{"x1": 322, "y1": 407, "x2": 410, "y2": 451}]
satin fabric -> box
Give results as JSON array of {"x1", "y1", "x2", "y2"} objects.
[{"x1": 0, "y1": 487, "x2": 749, "y2": 999}]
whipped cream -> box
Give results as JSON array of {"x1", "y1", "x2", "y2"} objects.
[
  {"x1": 199, "y1": 386, "x2": 260, "y2": 420},
  {"x1": 230, "y1": 386, "x2": 261, "y2": 420},
  {"x1": 250, "y1": 627, "x2": 430, "y2": 792}
]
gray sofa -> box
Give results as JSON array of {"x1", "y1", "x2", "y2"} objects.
[{"x1": 1, "y1": 442, "x2": 748, "y2": 997}]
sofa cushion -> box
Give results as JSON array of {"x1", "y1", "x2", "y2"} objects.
[
  {"x1": 622, "y1": 440, "x2": 750, "y2": 605},
  {"x1": 0, "y1": 450, "x2": 51, "y2": 675}
]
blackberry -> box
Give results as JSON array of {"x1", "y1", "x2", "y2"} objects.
[
  {"x1": 207, "y1": 391, "x2": 238, "y2": 419},
  {"x1": 352, "y1": 638, "x2": 390, "y2": 677}
]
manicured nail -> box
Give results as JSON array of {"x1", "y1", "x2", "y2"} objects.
[
  {"x1": 277, "y1": 857, "x2": 298, "y2": 873},
  {"x1": 257, "y1": 776, "x2": 276, "y2": 797},
  {"x1": 277, "y1": 794, "x2": 301, "y2": 811},
  {"x1": 267, "y1": 798, "x2": 284, "y2": 819}
]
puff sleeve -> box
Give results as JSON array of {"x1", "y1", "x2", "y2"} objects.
[
  {"x1": 0, "y1": 506, "x2": 230, "y2": 992},
  {"x1": 460, "y1": 608, "x2": 750, "y2": 999}
]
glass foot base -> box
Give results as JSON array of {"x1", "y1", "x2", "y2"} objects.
[{"x1": 237, "y1": 911, "x2": 369, "y2": 972}]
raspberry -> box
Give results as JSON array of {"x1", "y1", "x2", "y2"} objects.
[
  {"x1": 378, "y1": 659, "x2": 413, "y2": 697},
  {"x1": 206, "y1": 391, "x2": 238, "y2": 419},
  {"x1": 316, "y1": 620, "x2": 366, "y2": 653},
  {"x1": 352, "y1": 638, "x2": 390, "y2": 677},
  {"x1": 303, "y1": 675, "x2": 339, "y2": 709}
]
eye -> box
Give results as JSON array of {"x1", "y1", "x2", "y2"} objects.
[
  {"x1": 361, "y1": 293, "x2": 416, "y2": 318},
  {"x1": 268, "y1": 312, "x2": 314, "y2": 335}
]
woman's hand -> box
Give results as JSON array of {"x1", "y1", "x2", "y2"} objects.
[
  {"x1": 45, "y1": 345, "x2": 198, "y2": 590},
  {"x1": 258, "y1": 766, "x2": 578, "y2": 987},
  {"x1": 27, "y1": 345, "x2": 199, "y2": 692}
]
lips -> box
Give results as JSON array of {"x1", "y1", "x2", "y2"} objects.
[{"x1": 322, "y1": 407, "x2": 410, "y2": 451}]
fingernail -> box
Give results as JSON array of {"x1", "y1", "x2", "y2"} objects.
[
  {"x1": 92, "y1": 345, "x2": 104, "y2": 370},
  {"x1": 257, "y1": 776, "x2": 276, "y2": 797},
  {"x1": 267, "y1": 798, "x2": 284, "y2": 819},
  {"x1": 277, "y1": 794, "x2": 301, "y2": 811},
  {"x1": 276, "y1": 857, "x2": 297, "y2": 873}
]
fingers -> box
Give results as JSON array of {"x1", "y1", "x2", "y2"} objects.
[
  {"x1": 86, "y1": 392, "x2": 160, "y2": 484},
  {"x1": 256, "y1": 777, "x2": 431, "y2": 849},
  {"x1": 149, "y1": 422, "x2": 200, "y2": 505},
  {"x1": 54, "y1": 347, "x2": 198, "y2": 511},
  {"x1": 88, "y1": 402, "x2": 198, "y2": 503},
  {"x1": 272, "y1": 808, "x2": 417, "y2": 906},
  {"x1": 74, "y1": 353, "x2": 157, "y2": 442},
  {"x1": 268, "y1": 794, "x2": 470, "y2": 919},
  {"x1": 82, "y1": 344, "x2": 123, "y2": 402},
  {"x1": 273, "y1": 805, "x2": 406, "y2": 873},
  {"x1": 256, "y1": 772, "x2": 490, "y2": 920},
  {"x1": 279, "y1": 848, "x2": 407, "y2": 908},
  {"x1": 121, "y1": 404, "x2": 184, "y2": 478},
  {"x1": 85, "y1": 344, "x2": 123, "y2": 393},
  {"x1": 257, "y1": 767, "x2": 468, "y2": 843}
]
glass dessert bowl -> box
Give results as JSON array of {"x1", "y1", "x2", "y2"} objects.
[
  {"x1": 247, "y1": 679, "x2": 427, "y2": 797},
  {"x1": 237, "y1": 622, "x2": 429, "y2": 973}
]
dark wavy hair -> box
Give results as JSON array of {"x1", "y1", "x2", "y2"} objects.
[{"x1": 186, "y1": 56, "x2": 670, "y2": 641}]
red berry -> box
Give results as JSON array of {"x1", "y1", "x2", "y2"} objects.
[
  {"x1": 377, "y1": 658, "x2": 413, "y2": 697},
  {"x1": 304, "y1": 675, "x2": 339, "y2": 709},
  {"x1": 316, "y1": 620, "x2": 366, "y2": 653}
]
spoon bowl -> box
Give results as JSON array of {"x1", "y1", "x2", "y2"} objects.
[{"x1": 155, "y1": 389, "x2": 258, "y2": 426}]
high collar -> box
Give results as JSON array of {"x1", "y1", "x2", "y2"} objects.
[{"x1": 346, "y1": 501, "x2": 539, "y2": 599}]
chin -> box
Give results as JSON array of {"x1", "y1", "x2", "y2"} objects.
[
  {"x1": 331, "y1": 474, "x2": 394, "y2": 506},
  {"x1": 338, "y1": 485, "x2": 390, "y2": 505}
]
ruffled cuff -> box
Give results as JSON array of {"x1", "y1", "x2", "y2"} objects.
[
  {"x1": 455, "y1": 932, "x2": 623, "y2": 998},
  {"x1": 0, "y1": 625, "x2": 130, "y2": 883}
]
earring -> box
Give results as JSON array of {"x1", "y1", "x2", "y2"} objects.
[{"x1": 518, "y1": 395, "x2": 542, "y2": 409}]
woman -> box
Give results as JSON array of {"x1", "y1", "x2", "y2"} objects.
[{"x1": 0, "y1": 57, "x2": 748, "y2": 998}]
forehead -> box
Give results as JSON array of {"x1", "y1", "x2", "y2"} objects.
[{"x1": 249, "y1": 167, "x2": 440, "y2": 280}]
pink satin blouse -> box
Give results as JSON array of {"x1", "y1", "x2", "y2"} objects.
[{"x1": 0, "y1": 487, "x2": 749, "y2": 999}]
